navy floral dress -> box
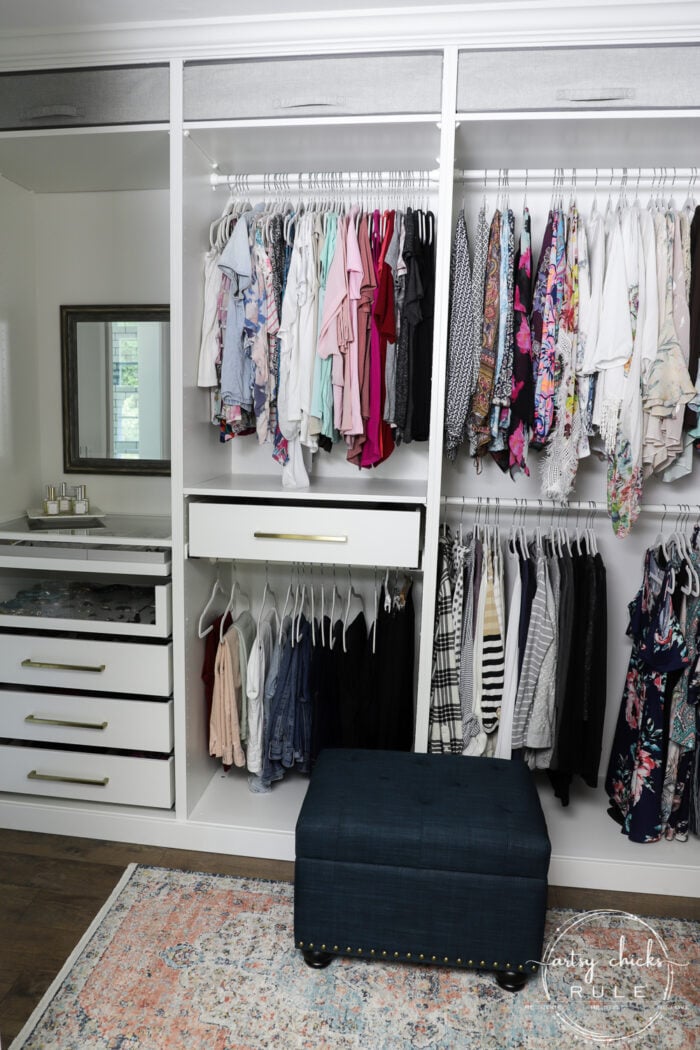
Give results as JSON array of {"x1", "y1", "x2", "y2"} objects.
[{"x1": 605, "y1": 550, "x2": 689, "y2": 843}]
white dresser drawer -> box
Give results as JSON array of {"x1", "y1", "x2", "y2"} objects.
[
  {"x1": 0, "y1": 575, "x2": 172, "y2": 638},
  {"x1": 0, "y1": 689, "x2": 173, "y2": 752},
  {"x1": 0, "y1": 634, "x2": 172, "y2": 696},
  {"x1": 0, "y1": 744, "x2": 174, "y2": 808},
  {"x1": 188, "y1": 502, "x2": 422, "y2": 568}
]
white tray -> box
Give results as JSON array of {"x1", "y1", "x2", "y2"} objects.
[{"x1": 26, "y1": 506, "x2": 105, "y2": 523}]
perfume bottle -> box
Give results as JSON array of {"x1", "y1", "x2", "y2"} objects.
[
  {"x1": 43, "y1": 485, "x2": 59, "y2": 515},
  {"x1": 72, "y1": 484, "x2": 89, "y2": 515},
  {"x1": 58, "y1": 482, "x2": 72, "y2": 514}
]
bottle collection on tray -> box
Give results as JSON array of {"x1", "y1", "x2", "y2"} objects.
[{"x1": 42, "y1": 482, "x2": 90, "y2": 516}]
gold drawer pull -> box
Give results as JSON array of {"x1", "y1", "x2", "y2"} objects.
[
  {"x1": 28, "y1": 770, "x2": 109, "y2": 787},
  {"x1": 253, "y1": 532, "x2": 347, "y2": 543},
  {"x1": 21, "y1": 659, "x2": 106, "y2": 673},
  {"x1": 25, "y1": 714, "x2": 108, "y2": 731}
]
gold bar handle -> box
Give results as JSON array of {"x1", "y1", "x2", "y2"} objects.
[
  {"x1": 21, "y1": 659, "x2": 106, "y2": 673},
  {"x1": 28, "y1": 770, "x2": 109, "y2": 787},
  {"x1": 253, "y1": 532, "x2": 347, "y2": 543},
  {"x1": 25, "y1": 714, "x2": 108, "y2": 731}
]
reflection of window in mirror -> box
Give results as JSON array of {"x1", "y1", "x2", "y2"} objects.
[
  {"x1": 61, "y1": 305, "x2": 170, "y2": 476},
  {"x1": 76, "y1": 320, "x2": 170, "y2": 460}
]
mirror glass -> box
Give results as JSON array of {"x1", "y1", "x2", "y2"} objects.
[{"x1": 61, "y1": 305, "x2": 170, "y2": 475}]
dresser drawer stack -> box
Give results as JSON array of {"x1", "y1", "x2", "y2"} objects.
[{"x1": 0, "y1": 538, "x2": 174, "y2": 810}]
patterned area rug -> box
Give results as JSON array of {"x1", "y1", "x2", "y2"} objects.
[{"x1": 9, "y1": 865, "x2": 700, "y2": 1050}]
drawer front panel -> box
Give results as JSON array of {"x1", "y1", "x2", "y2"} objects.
[
  {"x1": 0, "y1": 65, "x2": 169, "y2": 130},
  {"x1": 0, "y1": 745, "x2": 174, "y2": 808},
  {"x1": 0, "y1": 634, "x2": 172, "y2": 696},
  {"x1": 184, "y1": 51, "x2": 443, "y2": 120},
  {"x1": 189, "y1": 502, "x2": 422, "y2": 568},
  {"x1": 0, "y1": 690, "x2": 173, "y2": 752},
  {"x1": 457, "y1": 45, "x2": 700, "y2": 112},
  {"x1": 0, "y1": 578, "x2": 172, "y2": 638}
]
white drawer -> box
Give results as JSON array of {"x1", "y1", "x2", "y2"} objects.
[
  {"x1": 188, "y1": 502, "x2": 422, "y2": 568},
  {"x1": 457, "y1": 45, "x2": 700, "y2": 112},
  {"x1": 184, "y1": 51, "x2": 443, "y2": 120},
  {"x1": 0, "y1": 543, "x2": 171, "y2": 576},
  {"x1": 0, "y1": 744, "x2": 174, "y2": 809},
  {"x1": 0, "y1": 575, "x2": 172, "y2": 638},
  {"x1": 0, "y1": 689, "x2": 173, "y2": 752},
  {"x1": 0, "y1": 634, "x2": 172, "y2": 696}
]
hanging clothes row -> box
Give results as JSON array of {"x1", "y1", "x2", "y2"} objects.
[
  {"x1": 429, "y1": 507, "x2": 607, "y2": 807},
  {"x1": 605, "y1": 520, "x2": 700, "y2": 844},
  {"x1": 199, "y1": 566, "x2": 416, "y2": 792},
  {"x1": 445, "y1": 171, "x2": 700, "y2": 536},
  {"x1": 197, "y1": 180, "x2": 436, "y2": 488}
]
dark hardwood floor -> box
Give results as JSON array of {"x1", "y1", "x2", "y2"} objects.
[{"x1": 0, "y1": 827, "x2": 697, "y2": 1046}]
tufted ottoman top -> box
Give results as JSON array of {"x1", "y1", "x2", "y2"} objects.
[{"x1": 296, "y1": 749, "x2": 551, "y2": 880}]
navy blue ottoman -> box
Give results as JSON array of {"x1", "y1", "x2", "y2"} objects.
[{"x1": 294, "y1": 749, "x2": 551, "y2": 990}]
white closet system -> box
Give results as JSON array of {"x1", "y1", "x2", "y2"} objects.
[{"x1": 0, "y1": 3, "x2": 699, "y2": 898}]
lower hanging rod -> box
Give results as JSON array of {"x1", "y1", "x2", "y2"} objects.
[
  {"x1": 441, "y1": 496, "x2": 700, "y2": 519},
  {"x1": 455, "y1": 166, "x2": 699, "y2": 189}
]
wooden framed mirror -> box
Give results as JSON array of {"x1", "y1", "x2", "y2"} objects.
[{"x1": 61, "y1": 304, "x2": 170, "y2": 475}]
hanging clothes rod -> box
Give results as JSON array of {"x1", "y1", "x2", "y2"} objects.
[
  {"x1": 209, "y1": 169, "x2": 441, "y2": 190},
  {"x1": 454, "y1": 166, "x2": 699, "y2": 190},
  {"x1": 441, "y1": 496, "x2": 700, "y2": 519}
]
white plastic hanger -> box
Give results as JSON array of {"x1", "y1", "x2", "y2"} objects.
[
  {"x1": 197, "y1": 573, "x2": 224, "y2": 638},
  {"x1": 309, "y1": 579, "x2": 317, "y2": 646},
  {"x1": 289, "y1": 564, "x2": 302, "y2": 647},
  {"x1": 256, "y1": 563, "x2": 278, "y2": 637},
  {"x1": 675, "y1": 506, "x2": 700, "y2": 597},
  {"x1": 280, "y1": 570, "x2": 295, "y2": 629},
  {"x1": 219, "y1": 563, "x2": 250, "y2": 643},
  {"x1": 342, "y1": 568, "x2": 366, "y2": 654},
  {"x1": 318, "y1": 567, "x2": 326, "y2": 647},
  {"x1": 371, "y1": 568, "x2": 379, "y2": 655},
  {"x1": 327, "y1": 566, "x2": 343, "y2": 649},
  {"x1": 383, "y1": 566, "x2": 392, "y2": 613},
  {"x1": 294, "y1": 578, "x2": 310, "y2": 645}
]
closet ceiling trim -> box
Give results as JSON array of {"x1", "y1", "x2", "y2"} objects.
[{"x1": 0, "y1": 2, "x2": 699, "y2": 70}]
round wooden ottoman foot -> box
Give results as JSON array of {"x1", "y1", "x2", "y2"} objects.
[
  {"x1": 495, "y1": 970, "x2": 527, "y2": 992},
  {"x1": 302, "y1": 949, "x2": 334, "y2": 969}
]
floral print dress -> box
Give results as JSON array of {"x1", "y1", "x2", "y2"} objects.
[
  {"x1": 506, "y1": 207, "x2": 533, "y2": 476},
  {"x1": 605, "y1": 549, "x2": 689, "y2": 843}
]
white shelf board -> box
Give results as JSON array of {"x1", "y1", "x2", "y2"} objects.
[
  {"x1": 0, "y1": 126, "x2": 170, "y2": 193},
  {"x1": 188, "y1": 765, "x2": 309, "y2": 837},
  {"x1": 184, "y1": 473, "x2": 428, "y2": 504},
  {"x1": 0, "y1": 514, "x2": 172, "y2": 547},
  {"x1": 185, "y1": 119, "x2": 442, "y2": 178},
  {"x1": 0, "y1": 549, "x2": 171, "y2": 576},
  {"x1": 538, "y1": 777, "x2": 700, "y2": 898},
  {"x1": 455, "y1": 110, "x2": 700, "y2": 172},
  {"x1": 0, "y1": 773, "x2": 303, "y2": 862}
]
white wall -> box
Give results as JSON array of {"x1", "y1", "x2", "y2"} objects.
[
  {"x1": 0, "y1": 175, "x2": 39, "y2": 520},
  {"x1": 33, "y1": 188, "x2": 171, "y2": 515}
]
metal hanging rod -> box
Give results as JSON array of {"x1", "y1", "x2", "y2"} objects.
[
  {"x1": 441, "y1": 496, "x2": 700, "y2": 520},
  {"x1": 209, "y1": 168, "x2": 441, "y2": 190},
  {"x1": 454, "y1": 166, "x2": 699, "y2": 190}
]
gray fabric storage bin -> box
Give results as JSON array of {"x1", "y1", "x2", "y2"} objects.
[
  {"x1": 0, "y1": 65, "x2": 170, "y2": 130},
  {"x1": 184, "y1": 51, "x2": 443, "y2": 120},
  {"x1": 457, "y1": 45, "x2": 700, "y2": 112}
]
